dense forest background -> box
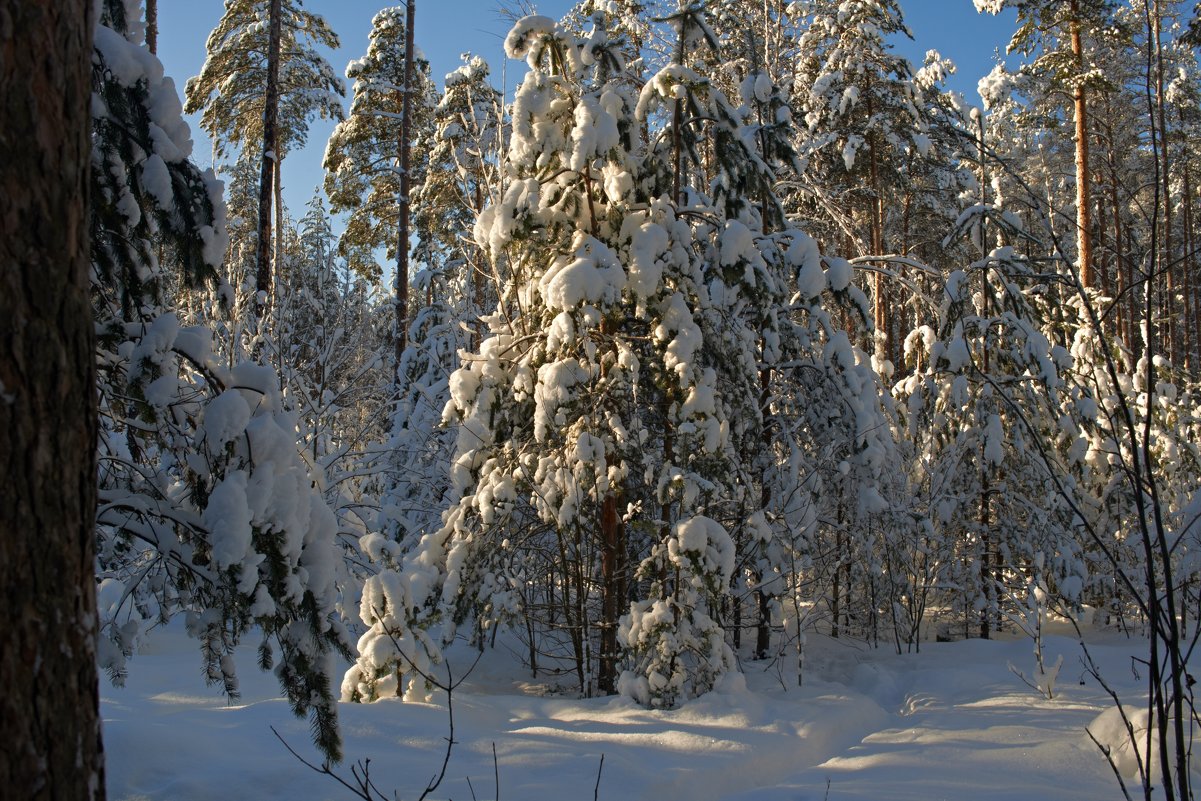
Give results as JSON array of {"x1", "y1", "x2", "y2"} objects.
[{"x1": 7, "y1": 1, "x2": 1201, "y2": 799}]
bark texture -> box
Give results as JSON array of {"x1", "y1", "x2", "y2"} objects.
[
  {"x1": 145, "y1": 0, "x2": 156, "y2": 53},
  {"x1": 0, "y1": 0, "x2": 104, "y2": 797},
  {"x1": 395, "y1": 0, "x2": 415, "y2": 362},
  {"x1": 255, "y1": 0, "x2": 281, "y2": 311},
  {"x1": 598, "y1": 492, "x2": 623, "y2": 693},
  {"x1": 1069, "y1": 0, "x2": 1095, "y2": 289}
]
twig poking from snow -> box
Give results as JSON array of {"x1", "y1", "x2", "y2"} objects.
[
  {"x1": 270, "y1": 727, "x2": 390, "y2": 801},
  {"x1": 1086, "y1": 727, "x2": 1135, "y2": 801}
]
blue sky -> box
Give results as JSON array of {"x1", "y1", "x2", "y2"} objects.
[{"x1": 157, "y1": 1, "x2": 1017, "y2": 234}]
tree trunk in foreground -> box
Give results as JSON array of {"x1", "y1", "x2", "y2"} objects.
[{"x1": 0, "y1": 1, "x2": 105, "y2": 798}]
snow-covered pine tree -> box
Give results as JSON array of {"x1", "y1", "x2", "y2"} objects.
[
  {"x1": 184, "y1": 0, "x2": 344, "y2": 311},
  {"x1": 411, "y1": 52, "x2": 503, "y2": 334},
  {"x1": 323, "y1": 6, "x2": 438, "y2": 285},
  {"x1": 184, "y1": 0, "x2": 344, "y2": 166},
  {"x1": 984, "y1": 2, "x2": 1201, "y2": 369},
  {"x1": 893, "y1": 210, "x2": 1089, "y2": 640},
  {"x1": 1063, "y1": 306, "x2": 1201, "y2": 631},
  {"x1": 272, "y1": 195, "x2": 391, "y2": 546},
  {"x1": 372, "y1": 53, "x2": 505, "y2": 549},
  {"x1": 561, "y1": 0, "x2": 656, "y2": 83},
  {"x1": 345, "y1": 5, "x2": 782, "y2": 706},
  {"x1": 882, "y1": 50, "x2": 978, "y2": 338},
  {"x1": 369, "y1": 269, "x2": 467, "y2": 560},
  {"x1": 92, "y1": 0, "x2": 225, "y2": 317},
  {"x1": 346, "y1": 13, "x2": 651, "y2": 701},
  {"x1": 975, "y1": 0, "x2": 1117, "y2": 292},
  {"x1": 1163, "y1": 33, "x2": 1201, "y2": 370},
  {"x1": 698, "y1": 0, "x2": 800, "y2": 658},
  {"x1": 91, "y1": 0, "x2": 352, "y2": 761},
  {"x1": 704, "y1": 0, "x2": 912, "y2": 661},
  {"x1": 791, "y1": 0, "x2": 959, "y2": 371}
]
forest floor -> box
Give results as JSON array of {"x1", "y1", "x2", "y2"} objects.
[{"x1": 102, "y1": 616, "x2": 1164, "y2": 801}]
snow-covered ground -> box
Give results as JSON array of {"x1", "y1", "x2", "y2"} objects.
[{"x1": 103, "y1": 620, "x2": 1150, "y2": 801}]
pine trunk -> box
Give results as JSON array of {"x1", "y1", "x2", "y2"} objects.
[
  {"x1": 274, "y1": 159, "x2": 284, "y2": 293},
  {"x1": 1153, "y1": 0, "x2": 1175, "y2": 364},
  {"x1": 395, "y1": 0, "x2": 416, "y2": 364},
  {"x1": 867, "y1": 94, "x2": 887, "y2": 366},
  {"x1": 1184, "y1": 155, "x2": 1196, "y2": 368},
  {"x1": 977, "y1": 107, "x2": 996, "y2": 638},
  {"x1": 831, "y1": 517, "x2": 843, "y2": 639},
  {"x1": 756, "y1": 364, "x2": 773, "y2": 659},
  {"x1": 980, "y1": 260, "x2": 993, "y2": 640},
  {"x1": 1069, "y1": 0, "x2": 1095, "y2": 289},
  {"x1": 598, "y1": 492, "x2": 623, "y2": 693},
  {"x1": 472, "y1": 182, "x2": 486, "y2": 350},
  {"x1": 1097, "y1": 193, "x2": 1112, "y2": 305},
  {"x1": 0, "y1": 1, "x2": 105, "y2": 797},
  {"x1": 1102, "y1": 102, "x2": 1127, "y2": 344},
  {"x1": 146, "y1": 0, "x2": 157, "y2": 53},
  {"x1": 255, "y1": 0, "x2": 282, "y2": 314}
]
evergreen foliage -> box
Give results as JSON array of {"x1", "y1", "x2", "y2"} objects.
[
  {"x1": 323, "y1": 6, "x2": 438, "y2": 283},
  {"x1": 183, "y1": 0, "x2": 344, "y2": 164},
  {"x1": 91, "y1": 0, "x2": 352, "y2": 762},
  {"x1": 82, "y1": 3, "x2": 1201, "y2": 795}
]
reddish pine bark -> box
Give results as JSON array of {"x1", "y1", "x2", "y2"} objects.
[{"x1": 0, "y1": 1, "x2": 106, "y2": 797}]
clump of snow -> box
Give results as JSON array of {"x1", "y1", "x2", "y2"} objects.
[
  {"x1": 825, "y1": 256, "x2": 853, "y2": 292},
  {"x1": 718, "y1": 220, "x2": 756, "y2": 267},
  {"x1": 1086, "y1": 702, "x2": 1201, "y2": 788},
  {"x1": 842, "y1": 134, "x2": 864, "y2": 170},
  {"x1": 139, "y1": 153, "x2": 173, "y2": 211},
  {"x1": 204, "y1": 470, "x2": 254, "y2": 572},
  {"x1": 984, "y1": 413, "x2": 1005, "y2": 466},
  {"x1": 623, "y1": 212, "x2": 670, "y2": 300},
  {"x1": 569, "y1": 91, "x2": 621, "y2": 172},
  {"x1": 787, "y1": 232, "x2": 826, "y2": 298},
  {"x1": 656, "y1": 292, "x2": 703, "y2": 387},
  {"x1": 636, "y1": 64, "x2": 704, "y2": 122},
  {"x1": 202, "y1": 389, "x2": 252, "y2": 452},
  {"x1": 671, "y1": 515, "x2": 735, "y2": 583},
  {"x1": 198, "y1": 169, "x2": 230, "y2": 268},
  {"x1": 505, "y1": 15, "x2": 557, "y2": 67},
  {"x1": 912, "y1": 131, "x2": 931, "y2": 156},
  {"x1": 539, "y1": 235, "x2": 626, "y2": 311}
]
